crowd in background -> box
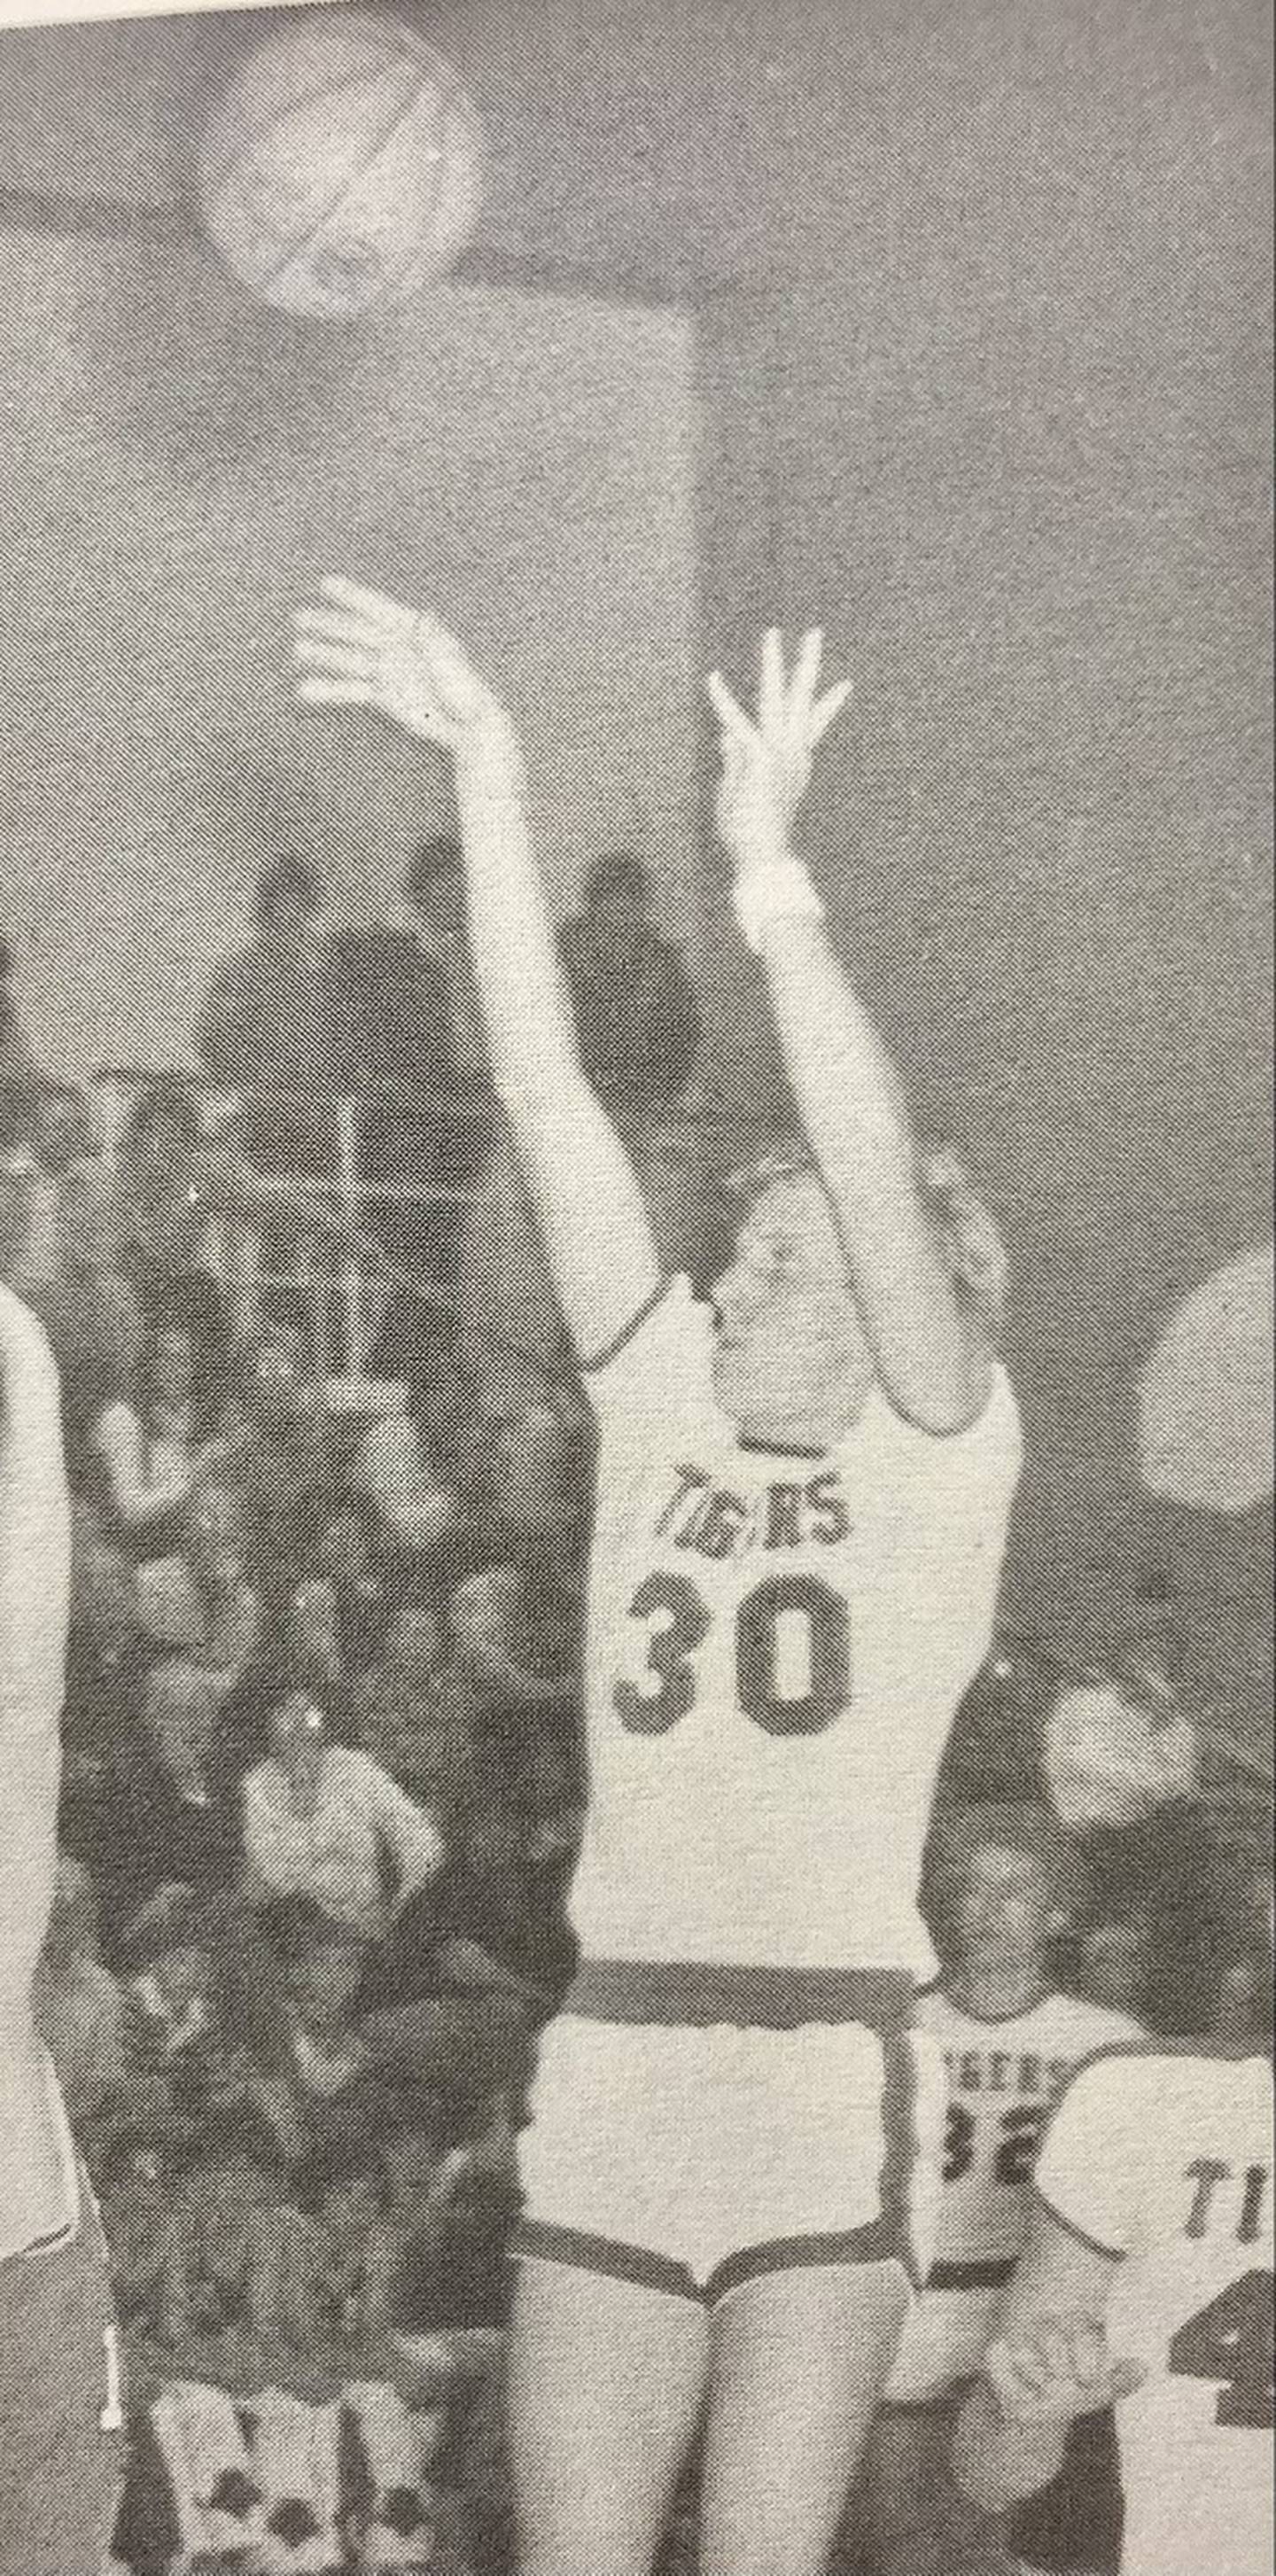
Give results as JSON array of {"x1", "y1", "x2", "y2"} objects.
[{"x1": 0, "y1": 879, "x2": 1269, "y2": 2576}]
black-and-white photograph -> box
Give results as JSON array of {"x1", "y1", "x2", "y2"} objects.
[{"x1": 0, "y1": 2, "x2": 1271, "y2": 2570}]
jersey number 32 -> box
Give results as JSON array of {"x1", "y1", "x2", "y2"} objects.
[{"x1": 615, "y1": 1570, "x2": 851, "y2": 1736}]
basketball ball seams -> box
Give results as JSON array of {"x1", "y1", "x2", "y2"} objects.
[
  {"x1": 203, "y1": 59, "x2": 422, "y2": 289},
  {"x1": 198, "y1": 54, "x2": 404, "y2": 212},
  {"x1": 380, "y1": 95, "x2": 485, "y2": 305},
  {"x1": 197, "y1": 14, "x2": 483, "y2": 317},
  {"x1": 261, "y1": 61, "x2": 429, "y2": 306}
]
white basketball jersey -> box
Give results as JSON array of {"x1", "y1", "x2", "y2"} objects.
[
  {"x1": 1037, "y1": 2049, "x2": 1275, "y2": 2576},
  {"x1": 570, "y1": 1278, "x2": 1022, "y2": 1971},
  {"x1": 920, "y1": 1988, "x2": 1146, "y2": 2269}
]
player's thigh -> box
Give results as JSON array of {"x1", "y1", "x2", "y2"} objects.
[
  {"x1": 508, "y1": 2253, "x2": 709, "y2": 2576},
  {"x1": 698, "y1": 2259, "x2": 909, "y2": 2576},
  {"x1": 0, "y1": 2225, "x2": 122, "y2": 2576}
]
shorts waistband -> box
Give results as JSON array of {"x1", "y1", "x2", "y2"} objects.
[
  {"x1": 565, "y1": 1958, "x2": 914, "y2": 2031},
  {"x1": 927, "y1": 2256, "x2": 1017, "y2": 2293}
]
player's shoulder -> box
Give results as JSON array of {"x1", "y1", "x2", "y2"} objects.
[
  {"x1": 1036, "y1": 1991, "x2": 1148, "y2": 2052},
  {"x1": 1051, "y1": 2036, "x2": 1270, "y2": 2149},
  {"x1": 864, "y1": 1356, "x2": 1022, "y2": 1468},
  {"x1": 911, "y1": 1978, "x2": 952, "y2": 2033},
  {"x1": 584, "y1": 1273, "x2": 713, "y2": 1413}
]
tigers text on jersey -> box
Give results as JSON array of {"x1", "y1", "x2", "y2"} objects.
[
  {"x1": 922, "y1": 1988, "x2": 1146, "y2": 2270},
  {"x1": 569, "y1": 1277, "x2": 1022, "y2": 1973},
  {"x1": 1036, "y1": 2048, "x2": 1274, "y2": 2576},
  {"x1": 887, "y1": 1988, "x2": 1144, "y2": 2401}
]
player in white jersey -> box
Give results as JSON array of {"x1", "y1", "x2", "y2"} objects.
[
  {"x1": 0, "y1": 1284, "x2": 122, "y2": 2573},
  {"x1": 293, "y1": 587, "x2": 1021, "y2": 2576},
  {"x1": 953, "y1": 2035, "x2": 1274, "y2": 2576},
  {"x1": 858, "y1": 1808, "x2": 1142, "y2": 2572}
]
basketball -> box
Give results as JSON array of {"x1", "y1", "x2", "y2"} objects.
[{"x1": 197, "y1": 9, "x2": 484, "y2": 321}]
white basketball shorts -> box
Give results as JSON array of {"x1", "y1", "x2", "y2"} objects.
[{"x1": 515, "y1": 1959, "x2": 945, "y2": 2305}]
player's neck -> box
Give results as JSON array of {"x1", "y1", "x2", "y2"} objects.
[
  {"x1": 735, "y1": 1382, "x2": 870, "y2": 1452},
  {"x1": 945, "y1": 1962, "x2": 1054, "y2": 2022}
]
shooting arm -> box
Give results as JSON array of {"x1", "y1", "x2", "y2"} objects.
[
  {"x1": 450, "y1": 722, "x2": 662, "y2": 1358},
  {"x1": 755, "y1": 913, "x2": 988, "y2": 1429},
  {"x1": 710, "y1": 632, "x2": 990, "y2": 1430},
  {"x1": 293, "y1": 584, "x2": 660, "y2": 1363}
]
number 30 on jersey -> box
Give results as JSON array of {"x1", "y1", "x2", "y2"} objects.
[{"x1": 614, "y1": 1568, "x2": 852, "y2": 1737}]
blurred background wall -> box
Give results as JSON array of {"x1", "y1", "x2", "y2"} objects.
[{"x1": 0, "y1": 0, "x2": 1270, "y2": 1726}]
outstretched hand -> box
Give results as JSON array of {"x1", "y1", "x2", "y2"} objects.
[
  {"x1": 984, "y1": 2315, "x2": 1146, "y2": 2429},
  {"x1": 292, "y1": 580, "x2": 513, "y2": 767},
  {"x1": 707, "y1": 627, "x2": 852, "y2": 869}
]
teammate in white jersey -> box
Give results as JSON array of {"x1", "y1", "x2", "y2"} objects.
[
  {"x1": 953, "y1": 2034, "x2": 1274, "y2": 2576},
  {"x1": 859, "y1": 1807, "x2": 1142, "y2": 2573},
  {"x1": 293, "y1": 587, "x2": 1021, "y2": 2576},
  {"x1": 0, "y1": 1284, "x2": 122, "y2": 2573}
]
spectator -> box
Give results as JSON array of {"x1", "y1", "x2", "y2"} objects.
[
  {"x1": 448, "y1": 1560, "x2": 580, "y2": 1715},
  {"x1": 226, "y1": 1320, "x2": 331, "y2": 1567},
  {"x1": 112, "y1": 1083, "x2": 225, "y2": 1313},
  {"x1": 97, "y1": 2129, "x2": 186, "y2": 2387},
  {"x1": 194, "y1": 854, "x2": 334, "y2": 1171},
  {"x1": 33, "y1": 1851, "x2": 131, "y2": 2148},
  {"x1": 135, "y1": 1482, "x2": 263, "y2": 1700},
  {"x1": 241, "y1": 1680, "x2": 444, "y2": 1941},
  {"x1": 83, "y1": 1661, "x2": 245, "y2": 1953},
  {"x1": 352, "y1": 1293, "x2": 477, "y2": 1564},
  {"x1": 328, "y1": 837, "x2": 493, "y2": 1279},
  {"x1": 122, "y1": 1890, "x2": 221, "y2": 2080},
  {"x1": 558, "y1": 848, "x2": 701, "y2": 1122},
  {"x1": 307, "y1": 1487, "x2": 396, "y2": 1676},
  {"x1": 270, "y1": 1902, "x2": 373, "y2": 2117},
  {"x1": 89, "y1": 1304, "x2": 236, "y2": 1560},
  {"x1": 4, "y1": 1082, "x2": 107, "y2": 1305},
  {"x1": 354, "y1": 1596, "x2": 486, "y2": 1836},
  {"x1": 263, "y1": 1891, "x2": 532, "y2": 2151},
  {"x1": 161, "y1": 2137, "x2": 302, "y2": 2386},
  {"x1": 404, "y1": 837, "x2": 490, "y2": 1101}
]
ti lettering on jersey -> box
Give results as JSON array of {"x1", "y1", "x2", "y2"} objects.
[
  {"x1": 654, "y1": 1463, "x2": 851, "y2": 1561},
  {"x1": 1183, "y1": 2158, "x2": 1272, "y2": 2246}
]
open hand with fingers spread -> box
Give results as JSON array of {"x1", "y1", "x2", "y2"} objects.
[
  {"x1": 292, "y1": 580, "x2": 517, "y2": 780},
  {"x1": 707, "y1": 626, "x2": 852, "y2": 872},
  {"x1": 984, "y1": 2313, "x2": 1147, "y2": 2429}
]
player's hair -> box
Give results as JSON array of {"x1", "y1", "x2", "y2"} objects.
[
  {"x1": 724, "y1": 1127, "x2": 1008, "y2": 1339},
  {"x1": 927, "y1": 1800, "x2": 1086, "y2": 1914}
]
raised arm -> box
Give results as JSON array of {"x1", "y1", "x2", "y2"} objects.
[
  {"x1": 709, "y1": 633, "x2": 994, "y2": 1432},
  {"x1": 292, "y1": 583, "x2": 659, "y2": 1363}
]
